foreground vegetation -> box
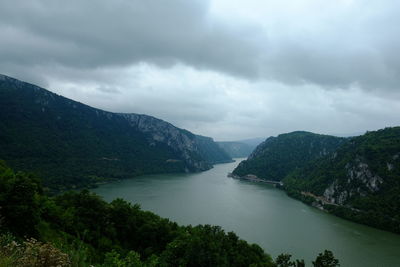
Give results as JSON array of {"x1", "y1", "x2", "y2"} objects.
[{"x1": 0, "y1": 161, "x2": 339, "y2": 266}]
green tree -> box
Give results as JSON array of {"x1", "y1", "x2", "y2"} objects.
[
  {"x1": 160, "y1": 225, "x2": 274, "y2": 267},
  {"x1": 312, "y1": 250, "x2": 339, "y2": 267},
  {"x1": 0, "y1": 162, "x2": 42, "y2": 237},
  {"x1": 275, "y1": 253, "x2": 305, "y2": 267}
]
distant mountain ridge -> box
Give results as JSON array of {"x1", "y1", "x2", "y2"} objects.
[
  {"x1": 216, "y1": 141, "x2": 254, "y2": 158},
  {"x1": 194, "y1": 135, "x2": 234, "y2": 164},
  {"x1": 0, "y1": 74, "x2": 231, "y2": 190},
  {"x1": 236, "y1": 137, "x2": 265, "y2": 147},
  {"x1": 216, "y1": 137, "x2": 264, "y2": 158}
]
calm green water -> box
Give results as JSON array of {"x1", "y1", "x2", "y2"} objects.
[{"x1": 93, "y1": 159, "x2": 400, "y2": 267}]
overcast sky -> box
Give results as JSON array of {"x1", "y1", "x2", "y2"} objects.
[{"x1": 1, "y1": 0, "x2": 399, "y2": 141}]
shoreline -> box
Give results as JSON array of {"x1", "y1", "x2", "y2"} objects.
[{"x1": 227, "y1": 172, "x2": 283, "y2": 186}]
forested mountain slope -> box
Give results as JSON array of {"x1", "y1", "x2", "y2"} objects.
[
  {"x1": 284, "y1": 127, "x2": 400, "y2": 233},
  {"x1": 232, "y1": 127, "x2": 400, "y2": 233},
  {"x1": 194, "y1": 135, "x2": 234, "y2": 164},
  {"x1": 233, "y1": 131, "x2": 346, "y2": 181},
  {"x1": 0, "y1": 74, "x2": 231, "y2": 191}
]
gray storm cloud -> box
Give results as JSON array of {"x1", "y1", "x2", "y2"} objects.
[
  {"x1": 0, "y1": 0, "x2": 262, "y2": 84},
  {"x1": 1, "y1": 0, "x2": 399, "y2": 92}
]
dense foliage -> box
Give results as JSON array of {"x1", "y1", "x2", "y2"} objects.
[
  {"x1": 284, "y1": 127, "x2": 400, "y2": 233},
  {"x1": 0, "y1": 161, "x2": 340, "y2": 266},
  {"x1": 0, "y1": 74, "x2": 232, "y2": 192},
  {"x1": 233, "y1": 132, "x2": 346, "y2": 181},
  {"x1": 0, "y1": 161, "x2": 272, "y2": 266},
  {"x1": 312, "y1": 250, "x2": 340, "y2": 267}
]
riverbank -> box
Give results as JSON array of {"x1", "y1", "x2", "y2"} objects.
[
  {"x1": 227, "y1": 172, "x2": 283, "y2": 186},
  {"x1": 228, "y1": 172, "x2": 400, "y2": 235},
  {"x1": 284, "y1": 187, "x2": 400, "y2": 235}
]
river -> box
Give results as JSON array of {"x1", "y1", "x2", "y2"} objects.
[{"x1": 93, "y1": 159, "x2": 400, "y2": 266}]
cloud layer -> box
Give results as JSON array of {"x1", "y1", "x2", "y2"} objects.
[
  {"x1": 0, "y1": 0, "x2": 399, "y2": 140},
  {"x1": 0, "y1": 0, "x2": 263, "y2": 83}
]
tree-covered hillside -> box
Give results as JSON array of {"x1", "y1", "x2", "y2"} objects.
[
  {"x1": 233, "y1": 131, "x2": 346, "y2": 181},
  {"x1": 0, "y1": 161, "x2": 339, "y2": 266},
  {"x1": 0, "y1": 74, "x2": 231, "y2": 191},
  {"x1": 284, "y1": 127, "x2": 400, "y2": 233},
  {"x1": 232, "y1": 128, "x2": 400, "y2": 233},
  {"x1": 0, "y1": 161, "x2": 273, "y2": 266}
]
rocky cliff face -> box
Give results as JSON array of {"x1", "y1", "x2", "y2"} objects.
[
  {"x1": 323, "y1": 158, "x2": 384, "y2": 205},
  {"x1": 284, "y1": 127, "x2": 400, "y2": 233},
  {"x1": 299, "y1": 129, "x2": 400, "y2": 207},
  {"x1": 120, "y1": 113, "x2": 212, "y2": 171}
]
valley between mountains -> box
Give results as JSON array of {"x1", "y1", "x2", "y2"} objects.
[{"x1": 1, "y1": 74, "x2": 399, "y2": 266}]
